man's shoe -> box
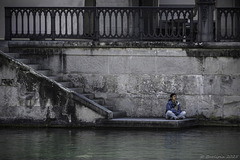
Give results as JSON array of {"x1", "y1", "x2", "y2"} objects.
[{"x1": 178, "y1": 116, "x2": 186, "y2": 119}]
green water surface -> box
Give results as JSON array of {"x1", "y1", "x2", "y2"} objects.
[{"x1": 0, "y1": 127, "x2": 239, "y2": 160}]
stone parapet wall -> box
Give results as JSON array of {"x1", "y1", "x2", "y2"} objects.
[{"x1": 8, "y1": 41, "x2": 240, "y2": 121}]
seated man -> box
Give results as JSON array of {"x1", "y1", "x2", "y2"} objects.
[{"x1": 165, "y1": 93, "x2": 186, "y2": 120}]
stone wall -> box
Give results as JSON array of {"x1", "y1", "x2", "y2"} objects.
[
  {"x1": 8, "y1": 41, "x2": 240, "y2": 121},
  {"x1": 64, "y1": 47, "x2": 240, "y2": 120}
]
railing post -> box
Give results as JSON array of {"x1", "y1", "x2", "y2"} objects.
[
  {"x1": 94, "y1": 7, "x2": 99, "y2": 41},
  {"x1": 216, "y1": 8, "x2": 221, "y2": 42},
  {"x1": 51, "y1": 9, "x2": 56, "y2": 40},
  {"x1": 5, "y1": 7, "x2": 11, "y2": 40},
  {"x1": 197, "y1": 0, "x2": 215, "y2": 42},
  {"x1": 139, "y1": 7, "x2": 144, "y2": 41},
  {"x1": 188, "y1": 8, "x2": 194, "y2": 42}
]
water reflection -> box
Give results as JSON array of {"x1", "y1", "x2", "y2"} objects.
[{"x1": 0, "y1": 127, "x2": 239, "y2": 160}]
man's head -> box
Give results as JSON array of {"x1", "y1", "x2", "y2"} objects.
[{"x1": 170, "y1": 93, "x2": 177, "y2": 101}]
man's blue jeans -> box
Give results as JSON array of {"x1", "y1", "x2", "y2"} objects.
[{"x1": 165, "y1": 110, "x2": 186, "y2": 120}]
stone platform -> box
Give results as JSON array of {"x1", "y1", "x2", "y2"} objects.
[{"x1": 99, "y1": 118, "x2": 198, "y2": 129}]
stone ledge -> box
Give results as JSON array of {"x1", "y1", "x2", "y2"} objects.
[
  {"x1": 98, "y1": 118, "x2": 199, "y2": 129},
  {"x1": 0, "y1": 117, "x2": 199, "y2": 129},
  {"x1": 1, "y1": 118, "x2": 240, "y2": 128},
  {"x1": 6, "y1": 40, "x2": 240, "y2": 49}
]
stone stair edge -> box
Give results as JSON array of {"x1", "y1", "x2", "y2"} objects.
[{"x1": 72, "y1": 91, "x2": 113, "y2": 119}]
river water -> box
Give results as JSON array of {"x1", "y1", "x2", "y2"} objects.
[{"x1": 0, "y1": 127, "x2": 239, "y2": 160}]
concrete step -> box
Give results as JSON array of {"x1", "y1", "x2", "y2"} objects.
[
  {"x1": 103, "y1": 105, "x2": 127, "y2": 118},
  {"x1": 112, "y1": 111, "x2": 127, "y2": 118},
  {"x1": 37, "y1": 69, "x2": 51, "y2": 76},
  {"x1": 68, "y1": 87, "x2": 84, "y2": 93},
  {"x1": 93, "y1": 98, "x2": 105, "y2": 105},
  {"x1": 82, "y1": 93, "x2": 95, "y2": 99},
  {"x1": 47, "y1": 76, "x2": 61, "y2": 81},
  {"x1": 6, "y1": 52, "x2": 20, "y2": 58},
  {"x1": 57, "y1": 81, "x2": 73, "y2": 88},
  {"x1": 0, "y1": 47, "x2": 9, "y2": 52},
  {"x1": 27, "y1": 64, "x2": 41, "y2": 70},
  {"x1": 16, "y1": 58, "x2": 31, "y2": 64},
  {"x1": 104, "y1": 105, "x2": 115, "y2": 111}
]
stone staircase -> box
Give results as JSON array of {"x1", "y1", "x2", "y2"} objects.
[{"x1": 5, "y1": 51, "x2": 127, "y2": 119}]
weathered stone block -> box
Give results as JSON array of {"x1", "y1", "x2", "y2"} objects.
[
  {"x1": 203, "y1": 57, "x2": 222, "y2": 74},
  {"x1": 179, "y1": 95, "x2": 198, "y2": 117},
  {"x1": 223, "y1": 96, "x2": 240, "y2": 118},
  {"x1": 116, "y1": 74, "x2": 131, "y2": 94},
  {"x1": 47, "y1": 55, "x2": 66, "y2": 74},
  {"x1": 75, "y1": 104, "x2": 104, "y2": 123},
  {"x1": 154, "y1": 75, "x2": 203, "y2": 95},
  {"x1": 156, "y1": 57, "x2": 201, "y2": 75},
  {"x1": 124, "y1": 74, "x2": 140, "y2": 94},
  {"x1": 155, "y1": 48, "x2": 187, "y2": 57},
  {"x1": 203, "y1": 57, "x2": 240, "y2": 75},
  {"x1": 109, "y1": 56, "x2": 130, "y2": 74},
  {"x1": 129, "y1": 57, "x2": 156, "y2": 74},
  {"x1": 138, "y1": 74, "x2": 161, "y2": 95},
  {"x1": 66, "y1": 56, "x2": 108, "y2": 74},
  {"x1": 113, "y1": 95, "x2": 165, "y2": 117},
  {"x1": 211, "y1": 95, "x2": 224, "y2": 118},
  {"x1": 197, "y1": 95, "x2": 223, "y2": 118},
  {"x1": 221, "y1": 57, "x2": 240, "y2": 75},
  {"x1": 203, "y1": 75, "x2": 240, "y2": 96},
  {"x1": 0, "y1": 86, "x2": 19, "y2": 107},
  {"x1": 0, "y1": 65, "x2": 17, "y2": 80},
  {"x1": 64, "y1": 48, "x2": 91, "y2": 56},
  {"x1": 78, "y1": 74, "x2": 118, "y2": 93},
  {"x1": 221, "y1": 75, "x2": 240, "y2": 96},
  {"x1": 203, "y1": 75, "x2": 221, "y2": 95}
]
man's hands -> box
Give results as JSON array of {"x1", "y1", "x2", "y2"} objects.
[
  {"x1": 174, "y1": 106, "x2": 178, "y2": 111},
  {"x1": 174, "y1": 102, "x2": 180, "y2": 111}
]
